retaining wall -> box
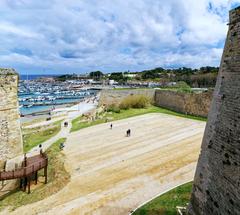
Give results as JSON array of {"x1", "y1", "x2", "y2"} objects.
[
  {"x1": 99, "y1": 89, "x2": 156, "y2": 106},
  {"x1": 154, "y1": 90, "x2": 213, "y2": 118},
  {"x1": 99, "y1": 89, "x2": 212, "y2": 118}
]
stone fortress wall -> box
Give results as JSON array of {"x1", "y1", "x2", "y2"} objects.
[
  {"x1": 188, "y1": 7, "x2": 240, "y2": 214},
  {"x1": 154, "y1": 90, "x2": 213, "y2": 118},
  {"x1": 99, "y1": 89, "x2": 156, "y2": 106},
  {"x1": 0, "y1": 69, "x2": 23, "y2": 171},
  {"x1": 99, "y1": 89, "x2": 213, "y2": 118}
]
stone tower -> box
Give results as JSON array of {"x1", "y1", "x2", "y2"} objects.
[
  {"x1": 188, "y1": 7, "x2": 240, "y2": 215},
  {"x1": 0, "y1": 68, "x2": 23, "y2": 170}
]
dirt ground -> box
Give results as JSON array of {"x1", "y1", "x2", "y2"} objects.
[{"x1": 6, "y1": 113, "x2": 205, "y2": 215}]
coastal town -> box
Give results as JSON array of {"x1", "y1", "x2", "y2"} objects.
[{"x1": 18, "y1": 66, "x2": 216, "y2": 117}]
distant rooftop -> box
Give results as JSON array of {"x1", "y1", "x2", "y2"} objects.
[{"x1": 0, "y1": 68, "x2": 18, "y2": 75}]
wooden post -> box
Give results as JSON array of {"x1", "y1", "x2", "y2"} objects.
[
  {"x1": 23, "y1": 177, "x2": 27, "y2": 192},
  {"x1": 27, "y1": 177, "x2": 31, "y2": 194},
  {"x1": 23, "y1": 154, "x2": 27, "y2": 192},
  {"x1": 44, "y1": 158, "x2": 48, "y2": 184},
  {"x1": 35, "y1": 171, "x2": 38, "y2": 185},
  {"x1": 44, "y1": 166, "x2": 47, "y2": 184}
]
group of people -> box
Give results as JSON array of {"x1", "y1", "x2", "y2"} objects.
[{"x1": 110, "y1": 123, "x2": 131, "y2": 137}]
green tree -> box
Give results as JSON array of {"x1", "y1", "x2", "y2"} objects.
[{"x1": 89, "y1": 71, "x2": 104, "y2": 81}]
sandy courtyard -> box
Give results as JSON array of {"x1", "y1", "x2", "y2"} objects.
[{"x1": 7, "y1": 113, "x2": 206, "y2": 215}]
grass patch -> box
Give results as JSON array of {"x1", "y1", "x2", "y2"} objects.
[
  {"x1": 132, "y1": 182, "x2": 193, "y2": 215},
  {"x1": 21, "y1": 115, "x2": 66, "y2": 127},
  {"x1": 71, "y1": 116, "x2": 106, "y2": 132},
  {"x1": 71, "y1": 106, "x2": 206, "y2": 132},
  {"x1": 21, "y1": 118, "x2": 46, "y2": 127},
  {"x1": 23, "y1": 120, "x2": 62, "y2": 152},
  {"x1": 0, "y1": 138, "x2": 70, "y2": 212}
]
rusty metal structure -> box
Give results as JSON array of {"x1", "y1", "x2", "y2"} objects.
[{"x1": 0, "y1": 152, "x2": 48, "y2": 194}]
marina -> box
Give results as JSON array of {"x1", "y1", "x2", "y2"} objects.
[{"x1": 18, "y1": 77, "x2": 99, "y2": 116}]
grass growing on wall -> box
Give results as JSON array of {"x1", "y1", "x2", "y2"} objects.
[
  {"x1": 22, "y1": 120, "x2": 62, "y2": 152},
  {"x1": 71, "y1": 106, "x2": 206, "y2": 132},
  {"x1": 0, "y1": 138, "x2": 70, "y2": 212},
  {"x1": 132, "y1": 182, "x2": 193, "y2": 215}
]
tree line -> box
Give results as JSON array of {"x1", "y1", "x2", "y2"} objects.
[{"x1": 56, "y1": 66, "x2": 219, "y2": 88}]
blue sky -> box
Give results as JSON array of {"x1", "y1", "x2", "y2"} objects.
[{"x1": 0, "y1": 0, "x2": 239, "y2": 74}]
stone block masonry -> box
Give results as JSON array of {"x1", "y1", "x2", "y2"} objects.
[
  {"x1": 154, "y1": 90, "x2": 212, "y2": 118},
  {"x1": 0, "y1": 69, "x2": 23, "y2": 171},
  {"x1": 99, "y1": 89, "x2": 156, "y2": 106},
  {"x1": 99, "y1": 88, "x2": 213, "y2": 118},
  {"x1": 188, "y1": 6, "x2": 240, "y2": 215}
]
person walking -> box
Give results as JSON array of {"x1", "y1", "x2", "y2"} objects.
[
  {"x1": 126, "y1": 129, "x2": 131, "y2": 137},
  {"x1": 110, "y1": 123, "x2": 113, "y2": 129}
]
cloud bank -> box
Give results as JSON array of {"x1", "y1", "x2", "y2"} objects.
[{"x1": 0, "y1": 0, "x2": 239, "y2": 74}]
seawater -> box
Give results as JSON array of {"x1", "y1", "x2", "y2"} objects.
[
  {"x1": 19, "y1": 91, "x2": 98, "y2": 115},
  {"x1": 19, "y1": 98, "x2": 82, "y2": 115}
]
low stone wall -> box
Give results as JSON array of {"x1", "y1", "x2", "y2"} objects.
[
  {"x1": 154, "y1": 90, "x2": 213, "y2": 117},
  {"x1": 99, "y1": 89, "x2": 156, "y2": 106}
]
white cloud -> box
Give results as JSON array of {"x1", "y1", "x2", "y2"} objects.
[
  {"x1": 0, "y1": 22, "x2": 41, "y2": 38},
  {"x1": 0, "y1": 0, "x2": 239, "y2": 74}
]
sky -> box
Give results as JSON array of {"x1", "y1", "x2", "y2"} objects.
[{"x1": 0, "y1": 0, "x2": 240, "y2": 75}]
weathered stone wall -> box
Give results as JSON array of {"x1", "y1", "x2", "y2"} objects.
[
  {"x1": 0, "y1": 69, "x2": 23, "y2": 171},
  {"x1": 99, "y1": 89, "x2": 212, "y2": 118},
  {"x1": 154, "y1": 90, "x2": 213, "y2": 117},
  {"x1": 188, "y1": 7, "x2": 240, "y2": 215},
  {"x1": 99, "y1": 89, "x2": 156, "y2": 106}
]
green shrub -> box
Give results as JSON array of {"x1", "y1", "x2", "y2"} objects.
[
  {"x1": 119, "y1": 95, "x2": 150, "y2": 110},
  {"x1": 173, "y1": 81, "x2": 192, "y2": 92},
  {"x1": 107, "y1": 104, "x2": 121, "y2": 113}
]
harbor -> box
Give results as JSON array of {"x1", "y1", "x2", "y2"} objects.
[{"x1": 18, "y1": 77, "x2": 100, "y2": 116}]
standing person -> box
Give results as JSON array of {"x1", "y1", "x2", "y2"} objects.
[
  {"x1": 126, "y1": 129, "x2": 131, "y2": 137},
  {"x1": 110, "y1": 123, "x2": 113, "y2": 129},
  {"x1": 59, "y1": 142, "x2": 65, "y2": 150},
  {"x1": 128, "y1": 129, "x2": 131, "y2": 137},
  {"x1": 39, "y1": 144, "x2": 43, "y2": 155}
]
